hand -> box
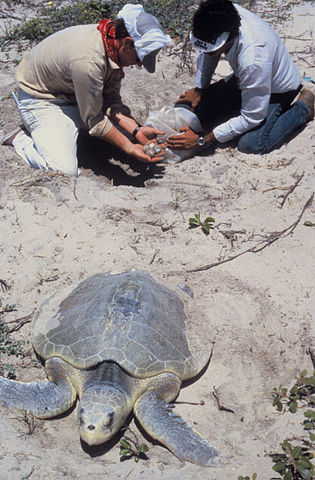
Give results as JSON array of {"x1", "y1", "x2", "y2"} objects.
[
  {"x1": 136, "y1": 126, "x2": 165, "y2": 146},
  {"x1": 166, "y1": 126, "x2": 199, "y2": 150},
  {"x1": 129, "y1": 143, "x2": 164, "y2": 163},
  {"x1": 175, "y1": 87, "x2": 203, "y2": 111}
]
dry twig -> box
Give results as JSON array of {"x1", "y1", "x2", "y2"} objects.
[
  {"x1": 6, "y1": 312, "x2": 33, "y2": 333},
  {"x1": 185, "y1": 193, "x2": 313, "y2": 273},
  {"x1": 279, "y1": 172, "x2": 304, "y2": 208},
  {"x1": 149, "y1": 250, "x2": 159, "y2": 265}
]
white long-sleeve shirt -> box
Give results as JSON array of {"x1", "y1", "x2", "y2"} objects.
[{"x1": 195, "y1": 4, "x2": 301, "y2": 143}]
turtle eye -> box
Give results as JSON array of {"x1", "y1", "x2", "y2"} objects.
[
  {"x1": 78, "y1": 408, "x2": 85, "y2": 426},
  {"x1": 104, "y1": 411, "x2": 114, "y2": 427}
]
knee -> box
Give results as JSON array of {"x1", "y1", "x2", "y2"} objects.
[
  {"x1": 43, "y1": 154, "x2": 78, "y2": 176},
  {"x1": 58, "y1": 165, "x2": 78, "y2": 176},
  {"x1": 237, "y1": 132, "x2": 265, "y2": 154}
]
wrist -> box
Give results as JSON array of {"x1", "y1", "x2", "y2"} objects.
[
  {"x1": 204, "y1": 131, "x2": 216, "y2": 144},
  {"x1": 132, "y1": 124, "x2": 142, "y2": 139}
]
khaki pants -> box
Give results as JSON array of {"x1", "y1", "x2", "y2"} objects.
[{"x1": 12, "y1": 90, "x2": 86, "y2": 176}]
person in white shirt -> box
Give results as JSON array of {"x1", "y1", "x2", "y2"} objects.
[{"x1": 167, "y1": 0, "x2": 314, "y2": 155}]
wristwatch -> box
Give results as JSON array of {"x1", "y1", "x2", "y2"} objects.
[{"x1": 197, "y1": 134, "x2": 205, "y2": 146}]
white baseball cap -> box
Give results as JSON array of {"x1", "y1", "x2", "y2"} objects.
[
  {"x1": 190, "y1": 31, "x2": 229, "y2": 53},
  {"x1": 117, "y1": 4, "x2": 172, "y2": 73}
]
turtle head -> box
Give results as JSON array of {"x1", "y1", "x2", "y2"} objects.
[{"x1": 78, "y1": 385, "x2": 129, "y2": 446}]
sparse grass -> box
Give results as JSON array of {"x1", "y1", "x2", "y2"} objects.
[{"x1": 0, "y1": 316, "x2": 25, "y2": 357}]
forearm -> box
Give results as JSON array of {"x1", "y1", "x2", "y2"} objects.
[
  {"x1": 101, "y1": 124, "x2": 135, "y2": 155},
  {"x1": 110, "y1": 112, "x2": 140, "y2": 138}
]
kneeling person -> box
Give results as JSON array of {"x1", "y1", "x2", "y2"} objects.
[
  {"x1": 2, "y1": 4, "x2": 171, "y2": 175},
  {"x1": 167, "y1": 0, "x2": 314, "y2": 155}
]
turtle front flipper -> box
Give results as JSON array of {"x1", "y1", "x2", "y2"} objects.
[
  {"x1": 0, "y1": 358, "x2": 76, "y2": 418},
  {"x1": 134, "y1": 388, "x2": 224, "y2": 467}
]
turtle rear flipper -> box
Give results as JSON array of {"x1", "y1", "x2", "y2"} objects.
[{"x1": 134, "y1": 390, "x2": 225, "y2": 467}]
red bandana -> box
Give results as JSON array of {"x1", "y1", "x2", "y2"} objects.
[{"x1": 97, "y1": 19, "x2": 125, "y2": 78}]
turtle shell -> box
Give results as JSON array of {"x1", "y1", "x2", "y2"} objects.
[{"x1": 32, "y1": 271, "x2": 198, "y2": 380}]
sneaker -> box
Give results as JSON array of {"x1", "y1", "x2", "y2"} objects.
[
  {"x1": 298, "y1": 88, "x2": 314, "y2": 121},
  {"x1": 1, "y1": 127, "x2": 23, "y2": 146}
]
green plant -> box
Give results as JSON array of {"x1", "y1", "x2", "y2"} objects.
[
  {"x1": 271, "y1": 440, "x2": 314, "y2": 480},
  {"x1": 0, "y1": 363, "x2": 16, "y2": 379},
  {"x1": 0, "y1": 317, "x2": 25, "y2": 357},
  {"x1": 2, "y1": 0, "x2": 196, "y2": 44},
  {"x1": 271, "y1": 371, "x2": 315, "y2": 480},
  {"x1": 238, "y1": 474, "x2": 257, "y2": 480},
  {"x1": 4, "y1": 1, "x2": 116, "y2": 42},
  {"x1": 143, "y1": 0, "x2": 194, "y2": 38},
  {"x1": 0, "y1": 299, "x2": 16, "y2": 313},
  {"x1": 189, "y1": 213, "x2": 215, "y2": 235},
  {"x1": 272, "y1": 370, "x2": 315, "y2": 413},
  {"x1": 304, "y1": 409, "x2": 315, "y2": 439},
  {"x1": 119, "y1": 435, "x2": 149, "y2": 462}
]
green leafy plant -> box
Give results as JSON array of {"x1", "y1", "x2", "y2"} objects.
[
  {"x1": 271, "y1": 371, "x2": 315, "y2": 480},
  {"x1": 119, "y1": 436, "x2": 149, "y2": 463},
  {"x1": 238, "y1": 474, "x2": 257, "y2": 480},
  {"x1": 2, "y1": 0, "x2": 196, "y2": 44},
  {"x1": 304, "y1": 409, "x2": 315, "y2": 438},
  {"x1": 0, "y1": 317, "x2": 25, "y2": 357},
  {"x1": 0, "y1": 299, "x2": 16, "y2": 313},
  {"x1": 189, "y1": 213, "x2": 215, "y2": 235},
  {"x1": 271, "y1": 440, "x2": 314, "y2": 480},
  {"x1": 3, "y1": 1, "x2": 115, "y2": 42},
  {"x1": 272, "y1": 370, "x2": 315, "y2": 414}
]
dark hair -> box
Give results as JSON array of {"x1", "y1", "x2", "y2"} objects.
[
  {"x1": 114, "y1": 18, "x2": 130, "y2": 39},
  {"x1": 192, "y1": 0, "x2": 241, "y2": 43}
]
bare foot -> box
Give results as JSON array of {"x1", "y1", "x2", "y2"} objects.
[{"x1": 1, "y1": 127, "x2": 23, "y2": 146}]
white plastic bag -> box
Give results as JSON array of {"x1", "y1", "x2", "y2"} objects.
[{"x1": 144, "y1": 106, "x2": 204, "y2": 164}]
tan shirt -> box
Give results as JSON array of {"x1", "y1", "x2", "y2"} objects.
[{"x1": 16, "y1": 24, "x2": 130, "y2": 137}]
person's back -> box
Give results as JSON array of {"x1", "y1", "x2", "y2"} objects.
[
  {"x1": 16, "y1": 24, "x2": 107, "y2": 102},
  {"x1": 231, "y1": 5, "x2": 300, "y2": 94}
]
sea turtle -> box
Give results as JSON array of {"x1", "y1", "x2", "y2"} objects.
[{"x1": 0, "y1": 270, "x2": 223, "y2": 467}]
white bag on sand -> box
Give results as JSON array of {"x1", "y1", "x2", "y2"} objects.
[{"x1": 144, "y1": 106, "x2": 205, "y2": 164}]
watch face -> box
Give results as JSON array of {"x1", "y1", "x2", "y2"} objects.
[{"x1": 198, "y1": 136, "x2": 205, "y2": 146}]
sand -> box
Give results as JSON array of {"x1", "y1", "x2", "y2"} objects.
[{"x1": 0, "y1": 1, "x2": 314, "y2": 479}]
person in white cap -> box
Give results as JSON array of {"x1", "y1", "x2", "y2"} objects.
[
  {"x1": 167, "y1": 0, "x2": 314, "y2": 155},
  {"x1": 1, "y1": 4, "x2": 171, "y2": 175}
]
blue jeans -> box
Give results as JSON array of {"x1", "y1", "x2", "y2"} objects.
[
  {"x1": 238, "y1": 100, "x2": 309, "y2": 154},
  {"x1": 195, "y1": 75, "x2": 308, "y2": 154}
]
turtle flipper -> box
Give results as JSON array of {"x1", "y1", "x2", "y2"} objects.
[
  {"x1": 134, "y1": 391, "x2": 224, "y2": 467},
  {"x1": 0, "y1": 357, "x2": 77, "y2": 418},
  {"x1": 0, "y1": 376, "x2": 76, "y2": 418}
]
